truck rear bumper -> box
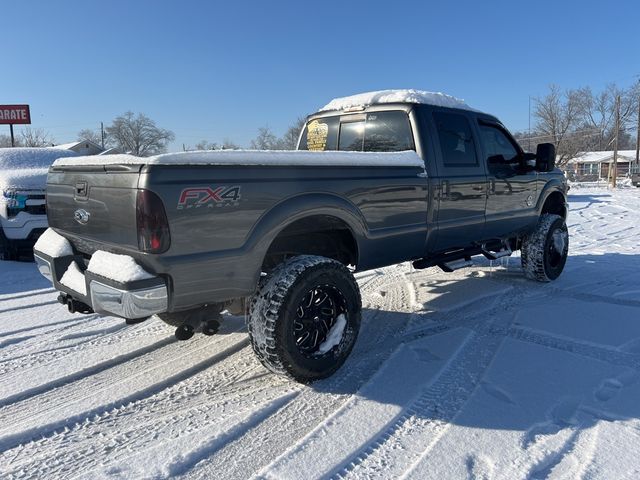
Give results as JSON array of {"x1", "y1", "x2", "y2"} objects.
[{"x1": 34, "y1": 252, "x2": 168, "y2": 320}]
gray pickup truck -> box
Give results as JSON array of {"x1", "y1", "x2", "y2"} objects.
[{"x1": 34, "y1": 90, "x2": 568, "y2": 382}]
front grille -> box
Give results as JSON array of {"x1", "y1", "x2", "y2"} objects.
[{"x1": 25, "y1": 204, "x2": 46, "y2": 215}]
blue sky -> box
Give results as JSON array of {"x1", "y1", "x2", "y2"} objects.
[{"x1": 3, "y1": 0, "x2": 638, "y2": 150}]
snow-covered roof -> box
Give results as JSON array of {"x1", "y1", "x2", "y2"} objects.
[
  {"x1": 52, "y1": 142, "x2": 82, "y2": 150},
  {"x1": 567, "y1": 150, "x2": 639, "y2": 164},
  {"x1": 52, "y1": 149, "x2": 425, "y2": 168},
  {"x1": 0, "y1": 148, "x2": 79, "y2": 190},
  {"x1": 53, "y1": 140, "x2": 104, "y2": 151},
  {"x1": 319, "y1": 89, "x2": 475, "y2": 112}
]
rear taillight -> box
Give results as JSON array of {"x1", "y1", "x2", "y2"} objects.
[{"x1": 136, "y1": 189, "x2": 171, "y2": 254}]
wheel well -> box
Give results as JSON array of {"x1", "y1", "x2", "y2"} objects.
[
  {"x1": 541, "y1": 191, "x2": 567, "y2": 219},
  {"x1": 262, "y1": 215, "x2": 358, "y2": 271}
]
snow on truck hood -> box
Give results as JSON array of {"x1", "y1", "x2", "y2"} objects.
[
  {"x1": 52, "y1": 149, "x2": 425, "y2": 168},
  {"x1": 319, "y1": 89, "x2": 475, "y2": 112},
  {"x1": 0, "y1": 147, "x2": 79, "y2": 190}
]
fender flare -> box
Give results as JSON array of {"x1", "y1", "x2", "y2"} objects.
[
  {"x1": 244, "y1": 192, "x2": 368, "y2": 266},
  {"x1": 536, "y1": 179, "x2": 567, "y2": 216}
]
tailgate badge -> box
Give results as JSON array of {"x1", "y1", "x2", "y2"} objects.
[{"x1": 74, "y1": 209, "x2": 91, "y2": 225}]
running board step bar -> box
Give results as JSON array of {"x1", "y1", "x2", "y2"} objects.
[
  {"x1": 438, "y1": 257, "x2": 473, "y2": 273},
  {"x1": 480, "y1": 245, "x2": 512, "y2": 261}
]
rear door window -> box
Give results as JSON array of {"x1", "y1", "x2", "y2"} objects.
[
  {"x1": 433, "y1": 111, "x2": 478, "y2": 167},
  {"x1": 363, "y1": 111, "x2": 414, "y2": 151}
]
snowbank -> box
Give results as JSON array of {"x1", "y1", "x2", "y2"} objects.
[
  {"x1": 87, "y1": 250, "x2": 154, "y2": 283},
  {"x1": 33, "y1": 228, "x2": 74, "y2": 257},
  {"x1": 52, "y1": 149, "x2": 425, "y2": 168},
  {"x1": 320, "y1": 89, "x2": 475, "y2": 112}
]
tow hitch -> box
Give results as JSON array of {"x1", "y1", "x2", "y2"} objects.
[{"x1": 57, "y1": 294, "x2": 94, "y2": 314}]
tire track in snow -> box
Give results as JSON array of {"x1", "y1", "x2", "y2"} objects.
[
  {"x1": 0, "y1": 317, "x2": 169, "y2": 379},
  {"x1": 0, "y1": 342, "x2": 293, "y2": 480},
  {"x1": 180, "y1": 271, "x2": 418, "y2": 480},
  {"x1": 0, "y1": 288, "x2": 55, "y2": 303},
  {"x1": 0, "y1": 323, "x2": 248, "y2": 451},
  {"x1": 0, "y1": 336, "x2": 174, "y2": 408},
  {"x1": 334, "y1": 327, "x2": 507, "y2": 480},
  {"x1": 504, "y1": 325, "x2": 640, "y2": 369},
  {"x1": 0, "y1": 299, "x2": 58, "y2": 315},
  {"x1": 0, "y1": 317, "x2": 86, "y2": 340}
]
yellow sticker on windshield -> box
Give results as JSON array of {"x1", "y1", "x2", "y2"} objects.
[{"x1": 307, "y1": 120, "x2": 329, "y2": 151}]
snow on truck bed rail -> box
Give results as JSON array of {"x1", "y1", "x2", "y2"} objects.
[
  {"x1": 52, "y1": 149, "x2": 425, "y2": 168},
  {"x1": 319, "y1": 89, "x2": 476, "y2": 112}
]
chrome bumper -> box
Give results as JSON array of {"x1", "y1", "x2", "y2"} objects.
[
  {"x1": 34, "y1": 253, "x2": 168, "y2": 319},
  {"x1": 89, "y1": 280, "x2": 167, "y2": 318}
]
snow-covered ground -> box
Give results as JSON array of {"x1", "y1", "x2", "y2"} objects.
[{"x1": 1, "y1": 187, "x2": 640, "y2": 479}]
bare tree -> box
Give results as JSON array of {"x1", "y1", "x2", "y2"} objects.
[
  {"x1": 221, "y1": 138, "x2": 239, "y2": 150},
  {"x1": 278, "y1": 117, "x2": 306, "y2": 150},
  {"x1": 20, "y1": 127, "x2": 54, "y2": 147},
  {"x1": 533, "y1": 85, "x2": 584, "y2": 166},
  {"x1": 250, "y1": 126, "x2": 279, "y2": 150},
  {"x1": 576, "y1": 83, "x2": 639, "y2": 151},
  {"x1": 194, "y1": 140, "x2": 218, "y2": 150},
  {"x1": 77, "y1": 128, "x2": 106, "y2": 147},
  {"x1": 106, "y1": 112, "x2": 174, "y2": 156},
  {"x1": 0, "y1": 134, "x2": 22, "y2": 148},
  {"x1": 250, "y1": 118, "x2": 307, "y2": 151}
]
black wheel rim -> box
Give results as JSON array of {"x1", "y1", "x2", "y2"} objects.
[
  {"x1": 547, "y1": 225, "x2": 568, "y2": 268},
  {"x1": 294, "y1": 284, "x2": 347, "y2": 356}
]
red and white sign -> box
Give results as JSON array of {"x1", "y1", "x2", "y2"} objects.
[{"x1": 0, "y1": 105, "x2": 31, "y2": 125}]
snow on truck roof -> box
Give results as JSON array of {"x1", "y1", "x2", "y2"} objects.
[
  {"x1": 52, "y1": 149, "x2": 425, "y2": 168},
  {"x1": 319, "y1": 89, "x2": 475, "y2": 112}
]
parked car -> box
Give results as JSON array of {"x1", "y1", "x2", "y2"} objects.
[
  {"x1": 34, "y1": 90, "x2": 568, "y2": 382},
  {"x1": 0, "y1": 148, "x2": 78, "y2": 260}
]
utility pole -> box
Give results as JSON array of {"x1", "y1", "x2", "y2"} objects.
[
  {"x1": 612, "y1": 94, "x2": 621, "y2": 188},
  {"x1": 101, "y1": 122, "x2": 105, "y2": 149},
  {"x1": 635, "y1": 86, "x2": 639, "y2": 170},
  {"x1": 528, "y1": 96, "x2": 532, "y2": 151}
]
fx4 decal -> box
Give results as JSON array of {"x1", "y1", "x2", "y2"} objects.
[{"x1": 177, "y1": 186, "x2": 241, "y2": 209}]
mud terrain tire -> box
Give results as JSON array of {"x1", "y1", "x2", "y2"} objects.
[
  {"x1": 522, "y1": 213, "x2": 569, "y2": 282},
  {"x1": 248, "y1": 255, "x2": 361, "y2": 383}
]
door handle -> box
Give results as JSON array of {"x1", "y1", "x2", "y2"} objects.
[{"x1": 441, "y1": 180, "x2": 450, "y2": 199}]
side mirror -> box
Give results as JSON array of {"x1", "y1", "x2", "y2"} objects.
[{"x1": 536, "y1": 143, "x2": 556, "y2": 172}]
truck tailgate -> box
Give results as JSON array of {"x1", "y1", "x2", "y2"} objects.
[{"x1": 46, "y1": 164, "x2": 143, "y2": 253}]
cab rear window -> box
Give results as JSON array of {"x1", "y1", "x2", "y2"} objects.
[{"x1": 298, "y1": 111, "x2": 414, "y2": 152}]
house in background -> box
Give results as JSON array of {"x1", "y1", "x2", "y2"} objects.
[
  {"x1": 565, "y1": 150, "x2": 640, "y2": 183},
  {"x1": 53, "y1": 140, "x2": 104, "y2": 156}
]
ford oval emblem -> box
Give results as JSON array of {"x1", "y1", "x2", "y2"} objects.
[{"x1": 74, "y1": 209, "x2": 90, "y2": 225}]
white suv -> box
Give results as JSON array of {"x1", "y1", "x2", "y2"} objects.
[{"x1": 1, "y1": 148, "x2": 78, "y2": 260}]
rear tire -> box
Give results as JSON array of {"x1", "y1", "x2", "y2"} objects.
[
  {"x1": 248, "y1": 255, "x2": 361, "y2": 383},
  {"x1": 521, "y1": 214, "x2": 569, "y2": 282}
]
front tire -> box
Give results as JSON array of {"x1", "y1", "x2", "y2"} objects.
[
  {"x1": 521, "y1": 213, "x2": 569, "y2": 282},
  {"x1": 248, "y1": 255, "x2": 361, "y2": 383}
]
